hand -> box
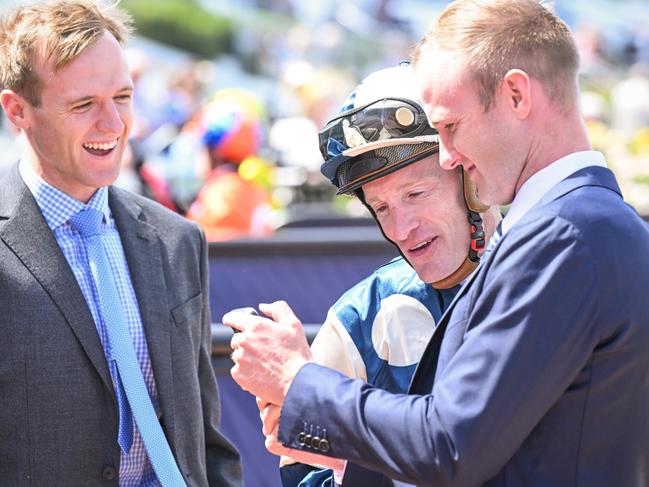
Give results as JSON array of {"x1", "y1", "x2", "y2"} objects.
[
  {"x1": 257, "y1": 398, "x2": 346, "y2": 472},
  {"x1": 225, "y1": 301, "x2": 312, "y2": 406},
  {"x1": 256, "y1": 397, "x2": 283, "y2": 452}
]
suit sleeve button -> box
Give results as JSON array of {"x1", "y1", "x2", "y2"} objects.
[
  {"x1": 319, "y1": 438, "x2": 330, "y2": 453},
  {"x1": 102, "y1": 466, "x2": 117, "y2": 480}
]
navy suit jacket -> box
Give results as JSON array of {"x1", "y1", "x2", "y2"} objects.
[{"x1": 279, "y1": 166, "x2": 649, "y2": 486}]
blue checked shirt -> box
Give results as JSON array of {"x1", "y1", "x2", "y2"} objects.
[{"x1": 20, "y1": 159, "x2": 160, "y2": 486}]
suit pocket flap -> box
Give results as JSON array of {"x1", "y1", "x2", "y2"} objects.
[{"x1": 170, "y1": 292, "x2": 202, "y2": 327}]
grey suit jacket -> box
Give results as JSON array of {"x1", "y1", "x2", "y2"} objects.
[
  {"x1": 279, "y1": 166, "x2": 649, "y2": 486},
  {"x1": 0, "y1": 165, "x2": 242, "y2": 486}
]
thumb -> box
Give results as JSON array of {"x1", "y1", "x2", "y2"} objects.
[{"x1": 259, "y1": 301, "x2": 301, "y2": 327}]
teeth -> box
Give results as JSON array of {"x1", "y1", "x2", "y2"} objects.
[
  {"x1": 83, "y1": 140, "x2": 118, "y2": 151},
  {"x1": 411, "y1": 239, "x2": 431, "y2": 251}
]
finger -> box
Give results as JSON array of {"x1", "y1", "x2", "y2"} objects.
[
  {"x1": 261, "y1": 404, "x2": 281, "y2": 436},
  {"x1": 222, "y1": 309, "x2": 264, "y2": 332},
  {"x1": 259, "y1": 301, "x2": 301, "y2": 327},
  {"x1": 263, "y1": 419, "x2": 290, "y2": 456},
  {"x1": 265, "y1": 434, "x2": 290, "y2": 456},
  {"x1": 256, "y1": 396, "x2": 269, "y2": 412},
  {"x1": 229, "y1": 330, "x2": 242, "y2": 351},
  {"x1": 229, "y1": 360, "x2": 251, "y2": 392},
  {"x1": 229, "y1": 340, "x2": 243, "y2": 361}
]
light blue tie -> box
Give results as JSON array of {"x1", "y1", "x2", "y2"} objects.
[{"x1": 70, "y1": 208, "x2": 186, "y2": 487}]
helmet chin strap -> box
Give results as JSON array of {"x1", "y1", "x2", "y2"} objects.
[
  {"x1": 429, "y1": 257, "x2": 478, "y2": 289},
  {"x1": 431, "y1": 167, "x2": 488, "y2": 288}
]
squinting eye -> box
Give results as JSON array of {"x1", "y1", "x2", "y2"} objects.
[
  {"x1": 444, "y1": 123, "x2": 455, "y2": 131},
  {"x1": 373, "y1": 206, "x2": 388, "y2": 216},
  {"x1": 74, "y1": 102, "x2": 92, "y2": 111},
  {"x1": 115, "y1": 94, "x2": 132, "y2": 102}
]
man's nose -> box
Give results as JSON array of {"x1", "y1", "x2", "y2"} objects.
[
  {"x1": 391, "y1": 208, "x2": 419, "y2": 243},
  {"x1": 97, "y1": 101, "x2": 125, "y2": 134},
  {"x1": 438, "y1": 137, "x2": 460, "y2": 170}
]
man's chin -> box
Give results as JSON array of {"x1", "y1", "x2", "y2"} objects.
[
  {"x1": 414, "y1": 267, "x2": 442, "y2": 285},
  {"x1": 474, "y1": 178, "x2": 519, "y2": 206}
]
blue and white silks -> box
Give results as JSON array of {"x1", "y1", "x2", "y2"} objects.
[{"x1": 281, "y1": 257, "x2": 458, "y2": 486}]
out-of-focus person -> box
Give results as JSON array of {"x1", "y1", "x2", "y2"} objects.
[
  {"x1": 611, "y1": 62, "x2": 649, "y2": 137},
  {"x1": 186, "y1": 89, "x2": 274, "y2": 241}
]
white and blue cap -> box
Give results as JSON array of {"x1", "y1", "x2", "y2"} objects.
[{"x1": 319, "y1": 63, "x2": 439, "y2": 194}]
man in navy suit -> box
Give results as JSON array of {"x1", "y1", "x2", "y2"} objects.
[{"x1": 226, "y1": 0, "x2": 649, "y2": 485}]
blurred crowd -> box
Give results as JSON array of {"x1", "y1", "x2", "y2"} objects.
[{"x1": 1, "y1": 0, "x2": 648, "y2": 240}]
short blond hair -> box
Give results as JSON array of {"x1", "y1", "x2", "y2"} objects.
[
  {"x1": 413, "y1": 0, "x2": 580, "y2": 110},
  {"x1": 0, "y1": 0, "x2": 133, "y2": 106}
]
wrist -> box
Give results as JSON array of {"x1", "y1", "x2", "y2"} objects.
[{"x1": 281, "y1": 358, "x2": 310, "y2": 403}]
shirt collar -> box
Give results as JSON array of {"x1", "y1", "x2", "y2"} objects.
[
  {"x1": 501, "y1": 150, "x2": 607, "y2": 235},
  {"x1": 19, "y1": 154, "x2": 111, "y2": 231}
]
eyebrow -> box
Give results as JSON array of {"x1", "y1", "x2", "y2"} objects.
[
  {"x1": 68, "y1": 85, "x2": 134, "y2": 106},
  {"x1": 425, "y1": 101, "x2": 457, "y2": 128},
  {"x1": 365, "y1": 196, "x2": 383, "y2": 206},
  {"x1": 426, "y1": 110, "x2": 449, "y2": 128},
  {"x1": 365, "y1": 178, "x2": 432, "y2": 205}
]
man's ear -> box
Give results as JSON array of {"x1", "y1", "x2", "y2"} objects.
[
  {"x1": 501, "y1": 69, "x2": 532, "y2": 120},
  {"x1": 1, "y1": 89, "x2": 30, "y2": 130}
]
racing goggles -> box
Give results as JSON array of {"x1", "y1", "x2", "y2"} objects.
[{"x1": 319, "y1": 97, "x2": 438, "y2": 181}]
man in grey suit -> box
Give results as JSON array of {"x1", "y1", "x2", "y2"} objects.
[
  {"x1": 0, "y1": 1, "x2": 241, "y2": 485},
  {"x1": 225, "y1": 0, "x2": 649, "y2": 485}
]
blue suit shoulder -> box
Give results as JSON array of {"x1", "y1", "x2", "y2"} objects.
[{"x1": 515, "y1": 177, "x2": 649, "y2": 288}]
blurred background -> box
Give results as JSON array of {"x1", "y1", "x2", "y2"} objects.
[
  {"x1": 1, "y1": 0, "x2": 648, "y2": 485},
  {"x1": 1, "y1": 0, "x2": 648, "y2": 231}
]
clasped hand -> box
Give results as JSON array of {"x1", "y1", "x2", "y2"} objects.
[
  {"x1": 223, "y1": 300, "x2": 312, "y2": 407},
  {"x1": 224, "y1": 301, "x2": 344, "y2": 470}
]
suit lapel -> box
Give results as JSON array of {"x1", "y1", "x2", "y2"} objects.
[
  {"x1": 109, "y1": 188, "x2": 176, "y2": 441},
  {"x1": 0, "y1": 166, "x2": 113, "y2": 390}
]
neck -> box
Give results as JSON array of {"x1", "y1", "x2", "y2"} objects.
[{"x1": 514, "y1": 106, "x2": 591, "y2": 195}]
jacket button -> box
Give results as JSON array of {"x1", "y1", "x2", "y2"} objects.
[
  {"x1": 102, "y1": 466, "x2": 117, "y2": 480},
  {"x1": 319, "y1": 438, "x2": 330, "y2": 453}
]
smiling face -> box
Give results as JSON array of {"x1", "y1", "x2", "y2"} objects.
[
  {"x1": 21, "y1": 30, "x2": 133, "y2": 202},
  {"x1": 416, "y1": 48, "x2": 528, "y2": 206},
  {"x1": 363, "y1": 153, "x2": 469, "y2": 283}
]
